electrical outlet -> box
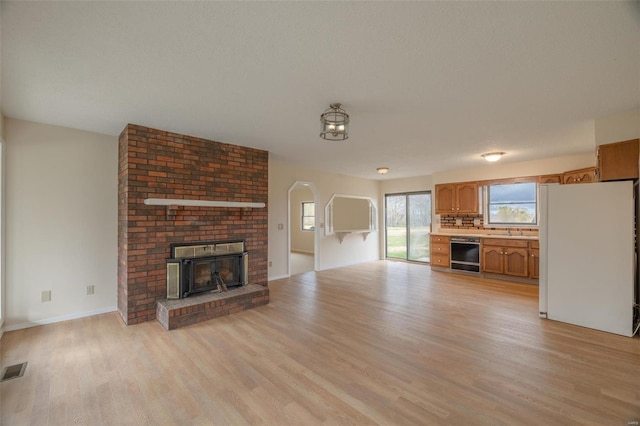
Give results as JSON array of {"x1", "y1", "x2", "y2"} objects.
[
  {"x1": 268, "y1": 261, "x2": 273, "y2": 267},
  {"x1": 277, "y1": 224, "x2": 284, "y2": 230},
  {"x1": 455, "y1": 218, "x2": 463, "y2": 226},
  {"x1": 41, "y1": 290, "x2": 51, "y2": 302},
  {"x1": 473, "y1": 218, "x2": 481, "y2": 226},
  {"x1": 86, "y1": 285, "x2": 95, "y2": 295}
]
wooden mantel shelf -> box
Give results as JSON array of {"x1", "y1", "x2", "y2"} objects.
[{"x1": 144, "y1": 198, "x2": 266, "y2": 209}]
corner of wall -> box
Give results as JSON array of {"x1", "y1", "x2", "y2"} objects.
[{"x1": 594, "y1": 107, "x2": 640, "y2": 146}]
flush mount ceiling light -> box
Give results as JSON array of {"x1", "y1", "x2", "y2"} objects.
[
  {"x1": 377, "y1": 167, "x2": 389, "y2": 174},
  {"x1": 320, "y1": 103, "x2": 349, "y2": 141},
  {"x1": 481, "y1": 152, "x2": 505, "y2": 162}
]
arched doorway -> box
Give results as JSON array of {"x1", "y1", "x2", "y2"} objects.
[{"x1": 288, "y1": 181, "x2": 318, "y2": 275}]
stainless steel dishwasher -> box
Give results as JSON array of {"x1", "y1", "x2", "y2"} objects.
[{"x1": 450, "y1": 236, "x2": 481, "y2": 274}]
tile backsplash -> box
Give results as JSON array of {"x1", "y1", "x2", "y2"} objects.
[{"x1": 440, "y1": 214, "x2": 537, "y2": 233}]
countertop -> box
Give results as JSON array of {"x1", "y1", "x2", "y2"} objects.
[{"x1": 431, "y1": 231, "x2": 539, "y2": 240}]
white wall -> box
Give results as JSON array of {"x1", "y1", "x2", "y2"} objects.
[
  {"x1": 594, "y1": 108, "x2": 640, "y2": 145},
  {"x1": 4, "y1": 118, "x2": 118, "y2": 330},
  {"x1": 289, "y1": 186, "x2": 314, "y2": 253},
  {"x1": 0, "y1": 136, "x2": 4, "y2": 338},
  {"x1": 0, "y1": 3, "x2": 5, "y2": 337},
  {"x1": 433, "y1": 152, "x2": 595, "y2": 184},
  {"x1": 269, "y1": 158, "x2": 380, "y2": 279}
]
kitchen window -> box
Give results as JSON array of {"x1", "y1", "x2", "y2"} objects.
[
  {"x1": 486, "y1": 182, "x2": 537, "y2": 226},
  {"x1": 301, "y1": 202, "x2": 315, "y2": 231}
]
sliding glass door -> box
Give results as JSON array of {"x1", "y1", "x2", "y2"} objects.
[{"x1": 385, "y1": 192, "x2": 431, "y2": 262}]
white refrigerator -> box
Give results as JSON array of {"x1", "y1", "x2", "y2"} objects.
[{"x1": 539, "y1": 180, "x2": 636, "y2": 337}]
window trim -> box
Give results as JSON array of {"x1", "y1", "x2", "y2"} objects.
[
  {"x1": 301, "y1": 201, "x2": 315, "y2": 231},
  {"x1": 484, "y1": 182, "x2": 539, "y2": 228}
]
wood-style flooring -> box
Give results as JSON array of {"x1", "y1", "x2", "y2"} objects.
[{"x1": 1, "y1": 260, "x2": 639, "y2": 425}]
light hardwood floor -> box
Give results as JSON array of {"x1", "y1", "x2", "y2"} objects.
[{"x1": 2, "y1": 260, "x2": 639, "y2": 425}]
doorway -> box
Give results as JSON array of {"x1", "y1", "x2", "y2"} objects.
[
  {"x1": 288, "y1": 182, "x2": 317, "y2": 275},
  {"x1": 385, "y1": 191, "x2": 431, "y2": 262}
]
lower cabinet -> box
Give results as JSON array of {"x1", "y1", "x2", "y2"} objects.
[
  {"x1": 529, "y1": 248, "x2": 540, "y2": 279},
  {"x1": 528, "y1": 240, "x2": 539, "y2": 280},
  {"x1": 481, "y1": 238, "x2": 534, "y2": 279},
  {"x1": 430, "y1": 235, "x2": 450, "y2": 268},
  {"x1": 432, "y1": 235, "x2": 539, "y2": 281}
]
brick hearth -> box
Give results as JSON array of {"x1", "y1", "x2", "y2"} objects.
[
  {"x1": 118, "y1": 124, "x2": 269, "y2": 325},
  {"x1": 156, "y1": 284, "x2": 269, "y2": 330}
]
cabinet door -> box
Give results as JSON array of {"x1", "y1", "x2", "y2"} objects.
[
  {"x1": 431, "y1": 242, "x2": 450, "y2": 256},
  {"x1": 431, "y1": 253, "x2": 450, "y2": 267},
  {"x1": 456, "y1": 182, "x2": 478, "y2": 214},
  {"x1": 577, "y1": 169, "x2": 595, "y2": 183},
  {"x1": 482, "y1": 246, "x2": 504, "y2": 274},
  {"x1": 504, "y1": 248, "x2": 529, "y2": 277},
  {"x1": 431, "y1": 235, "x2": 450, "y2": 244},
  {"x1": 435, "y1": 184, "x2": 456, "y2": 214},
  {"x1": 529, "y1": 248, "x2": 539, "y2": 279},
  {"x1": 598, "y1": 139, "x2": 639, "y2": 181},
  {"x1": 563, "y1": 167, "x2": 595, "y2": 184},
  {"x1": 539, "y1": 174, "x2": 561, "y2": 184},
  {"x1": 562, "y1": 172, "x2": 578, "y2": 184}
]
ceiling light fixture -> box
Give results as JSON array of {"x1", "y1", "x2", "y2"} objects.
[
  {"x1": 377, "y1": 167, "x2": 389, "y2": 175},
  {"x1": 320, "y1": 103, "x2": 349, "y2": 141},
  {"x1": 481, "y1": 152, "x2": 505, "y2": 162}
]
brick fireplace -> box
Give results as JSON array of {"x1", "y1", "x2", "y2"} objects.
[{"x1": 118, "y1": 124, "x2": 268, "y2": 325}]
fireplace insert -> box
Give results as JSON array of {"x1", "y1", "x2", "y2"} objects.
[{"x1": 166, "y1": 240, "x2": 248, "y2": 299}]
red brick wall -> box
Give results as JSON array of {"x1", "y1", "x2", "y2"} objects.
[
  {"x1": 440, "y1": 214, "x2": 536, "y2": 232},
  {"x1": 117, "y1": 124, "x2": 268, "y2": 325}
]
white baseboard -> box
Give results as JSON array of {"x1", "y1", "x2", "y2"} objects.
[
  {"x1": 268, "y1": 274, "x2": 289, "y2": 281},
  {"x1": 3, "y1": 306, "x2": 117, "y2": 332}
]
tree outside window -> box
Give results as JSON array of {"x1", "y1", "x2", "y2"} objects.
[{"x1": 487, "y1": 182, "x2": 537, "y2": 225}]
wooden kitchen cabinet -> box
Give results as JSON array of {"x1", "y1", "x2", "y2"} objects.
[
  {"x1": 481, "y1": 246, "x2": 504, "y2": 274},
  {"x1": 529, "y1": 248, "x2": 540, "y2": 279},
  {"x1": 562, "y1": 167, "x2": 595, "y2": 184},
  {"x1": 435, "y1": 182, "x2": 478, "y2": 214},
  {"x1": 538, "y1": 174, "x2": 562, "y2": 184},
  {"x1": 435, "y1": 184, "x2": 455, "y2": 213},
  {"x1": 597, "y1": 139, "x2": 639, "y2": 181},
  {"x1": 481, "y1": 238, "x2": 529, "y2": 278},
  {"x1": 430, "y1": 235, "x2": 450, "y2": 268}
]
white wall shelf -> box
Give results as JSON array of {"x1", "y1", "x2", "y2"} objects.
[{"x1": 335, "y1": 230, "x2": 371, "y2": 244}]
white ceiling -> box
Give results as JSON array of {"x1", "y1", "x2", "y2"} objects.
[{"x1": 2, "y1": 1, "x2": 639, "y2": 180}]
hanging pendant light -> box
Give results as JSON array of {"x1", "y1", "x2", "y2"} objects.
[{"x1": 320, "y1": 103, "x2": 349, "y2": 141}]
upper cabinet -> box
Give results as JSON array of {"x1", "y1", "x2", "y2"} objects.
[
  {"x1": 562, "y1": 167, "x2": 596, "y2": 184},
  {"x1": 538, "y1": 174, "x2": 562, "y2": 184},
  {"x1": 435, "y1": 182, "x2": 478, "y2": 214},
  {"x1": 597, "y1": 139, "x2": 639, "y2": 182}
]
